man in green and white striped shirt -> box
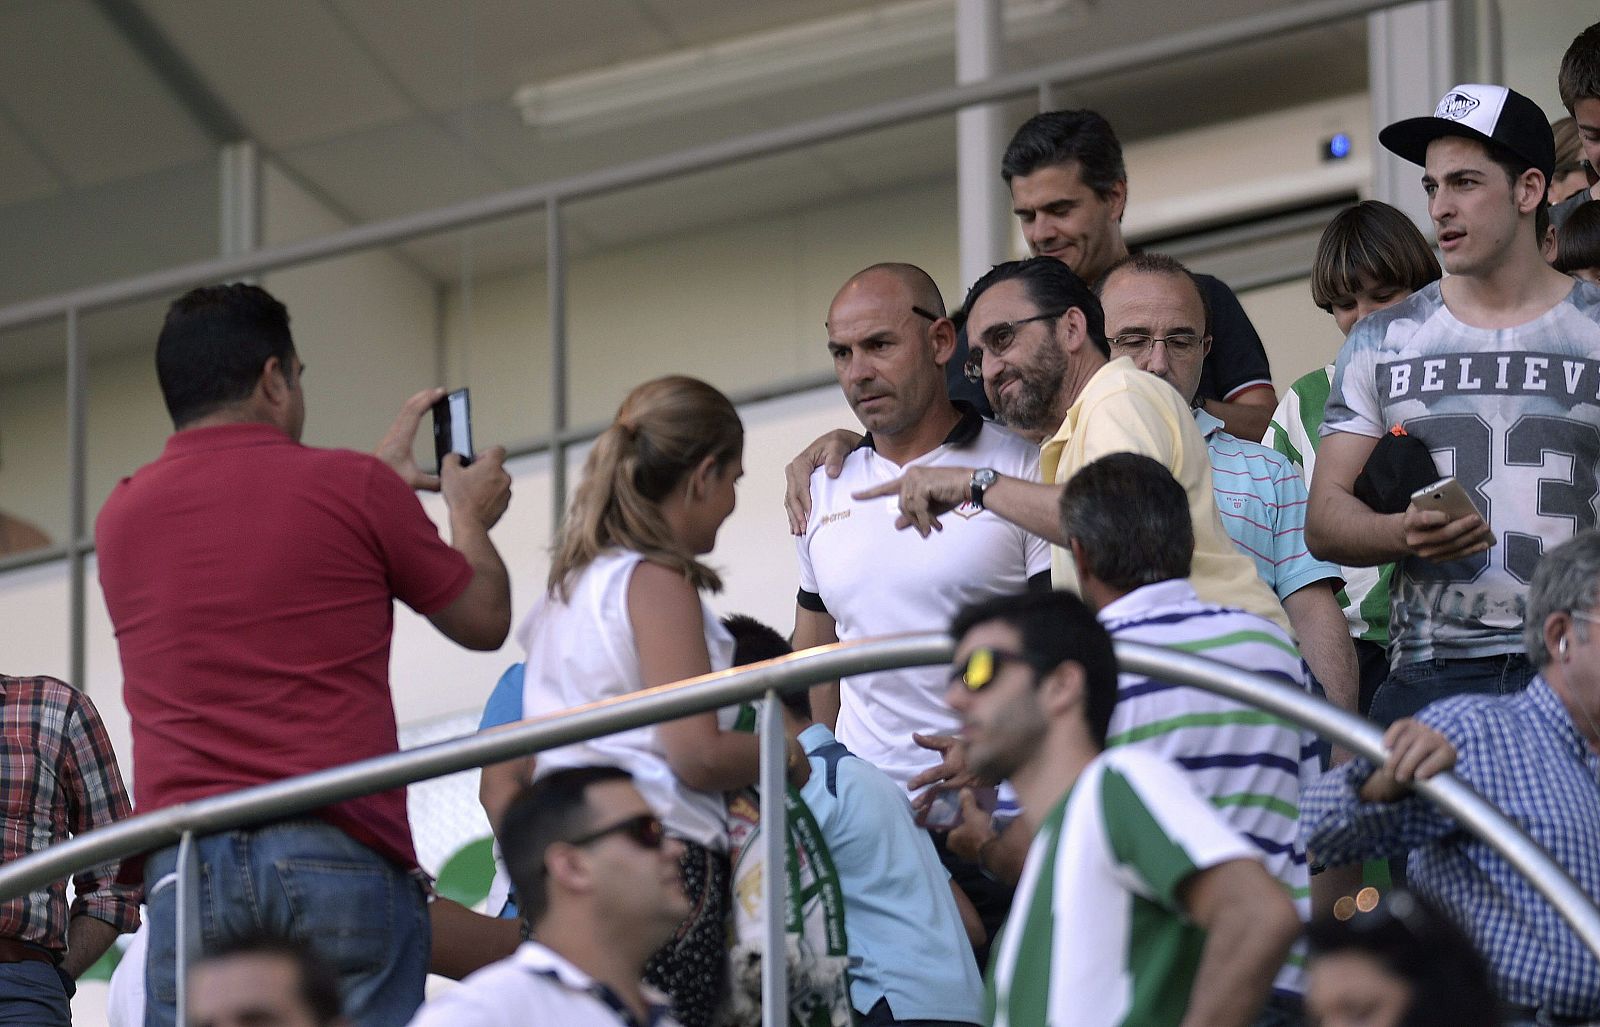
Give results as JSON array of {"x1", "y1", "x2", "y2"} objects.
[{"x1": 946, "y1": 588, "x2": 1299, "y2": 1027}]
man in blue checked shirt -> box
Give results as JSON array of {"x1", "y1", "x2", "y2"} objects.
[{"x1": 1301, "y1": 530, "x2": 1600, "y2": 1027}]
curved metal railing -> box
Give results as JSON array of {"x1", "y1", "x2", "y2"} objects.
[{"x1": 6, "y1": 636, "x2": 1598, "y2": 1023}]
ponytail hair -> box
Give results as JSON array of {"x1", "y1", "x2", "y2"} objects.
[{"x1": 549, "y1": 375, "x2": 743, "y2": 598}]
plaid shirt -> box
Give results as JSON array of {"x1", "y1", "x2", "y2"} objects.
[
  {"x1": 1301, "y1": 674, "x2": 1600, "y2": 1018},
  {"x1": 0, "y1": 675, "x2": 140, "y2": 953}
]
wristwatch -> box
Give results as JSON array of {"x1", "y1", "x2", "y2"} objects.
[{"x1": 969, "y1": 468, "x2": 999, "y2": 510}]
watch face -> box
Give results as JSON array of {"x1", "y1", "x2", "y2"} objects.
[{"x1": 975, "y1": 469, "x2": 998, "y2": 488}]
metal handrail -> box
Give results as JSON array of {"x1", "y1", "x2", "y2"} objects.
[{"x1": 4, "y1": 634, "x2": 1599, "y2": 964}]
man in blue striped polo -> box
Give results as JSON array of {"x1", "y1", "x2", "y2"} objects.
[{"x1": 1062, "y1": 452, "x2": 1318, "y2": 1026}]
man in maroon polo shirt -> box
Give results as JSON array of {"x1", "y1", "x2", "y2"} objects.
[{"x1": 96, "y1": 283, "x2": 513, "y2": 1027}]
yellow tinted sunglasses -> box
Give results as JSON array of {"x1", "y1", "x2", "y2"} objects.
[{"x1": 950, "y1": 646, "x2": 1039, "y2": 692}]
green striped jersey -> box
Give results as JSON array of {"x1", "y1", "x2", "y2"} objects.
[
  {"x1": 1262, "y1": 364, "x2": 1394, "y2": 644},
  {"x1": 986, "y1": 748, "x2": 1258, "y2": 1027},
  {"x1": 1099, "y1": 579, "x2": 1315, "y2": 999}
]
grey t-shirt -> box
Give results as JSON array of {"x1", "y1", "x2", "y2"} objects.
[{"x1": 1323, "y1": 279, "x2": 1600, "y2": 666}]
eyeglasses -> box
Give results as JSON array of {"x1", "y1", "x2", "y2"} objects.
[
  {"x1": 1108, "y1": 332, "x2": 1206, "y2": 356},
  {"x1": 949, "y1": 646, "x2": 1042, "y2": 692},
  {"x1": 566, "y1": 813, "x2": 666, "y2": 851},
  {"x1": 912, "y1": 305, "x2": 941, "y2": 323},
  {"x1": 963, "y1": 311, "x2": 1066, "y2": 384}
]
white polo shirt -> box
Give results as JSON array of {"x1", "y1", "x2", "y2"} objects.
[
  {"x1": 797, "y1": 406, "x2": 1050, "y2": 792},
  {"x1": 407, "y1": 942, "x2": 682, "y2": 1027}
]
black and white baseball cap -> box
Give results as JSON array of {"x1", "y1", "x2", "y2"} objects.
[{"x1": 1379, "y1": 84, "x2": 1555, "y2": 181}]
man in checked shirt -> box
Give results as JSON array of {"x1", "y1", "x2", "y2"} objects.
[
  {"x1": 1301, "y1": 529, "x2": 1600, "y2": 1026},
  {"x1": 0, "y1": 674, "x2": 139, "y2": 1024}
]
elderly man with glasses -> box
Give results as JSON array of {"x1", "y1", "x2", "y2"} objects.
[
  {"x1": 407, "y1": 767, "x2": 690, "y2": 1027},
  {"x1": 1301, "y1": 529, "x2": 1600, "y2": 1027},
  {"x1": 946, "y1": 586, "x2": 1299, "y2": 1027},
  {"x1": 1092, "y1": 252, "x2": 1360, "y2": 728}
]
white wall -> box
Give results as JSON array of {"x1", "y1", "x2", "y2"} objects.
[{"x1": 1501, "y1": 0, "x2": 1596, "y2": 119}]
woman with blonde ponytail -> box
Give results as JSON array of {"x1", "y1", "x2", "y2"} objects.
[{"x1": 516, "y1": 375, "x2": 764, "y2": 1027}]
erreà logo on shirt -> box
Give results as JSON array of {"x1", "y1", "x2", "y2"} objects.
[
  {"x1": 952, "y1": 500, "x2": 982, "y2": 520},
  {"x1": 1435, "y1": 91, "x2": 1480, "y2": 122}
]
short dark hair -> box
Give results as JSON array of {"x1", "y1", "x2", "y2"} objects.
[
  {"x1": 501, "y1": 766, "x2": 634, "y2": 927},
  {"x1": 1559, "y1": 21, "x2": 1600, "y2": 114},
  {"x1": 1001, "y1": 110, "x2": 1127, "y2": 200},
  {"x1": 190, "y1": 932, "x2": 343, "y2": 1026},
  {"x1": 1477, "y1": 137, "x2": 1551, "y2": 231},
  {"x1": 156, "y1": 283, "x2": 296, "y2": 428},
  {"x1": 1553, "y1": 117, "x2": 1586, "y2": 179},
  {"x1": 1555, "y1": 201, "x2": 1600, "y2": 276},
  {"x1": 1061, "y1": 453, "x2": 1193, "y2": 593},
  {"x1": 721, "y1": 614, "x2": 808, "y2": 719},
  {"x1": 1095, "y1": 252, "x2": 1212, "y2": 338},
  {"x1": 1306, "y1": 891, "x2": 1499, "y2": 1027},
  {"x1": 949, "y1": 590, "x2": 1119, "y2": 749},
  {"x1": 1310, "y1": 201, "x2": 1442, "y2": 311},
  {"x1": 962, "y1": 257, "x2": 1109, "y2": 358}
]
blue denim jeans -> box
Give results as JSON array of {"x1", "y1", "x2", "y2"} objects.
[
  {"x1": 0, "y1": 961, "x2": 70, "y2": 1026},
  {"x1": 1369, "y1": 652, "x2": 1536, "y2": 727},
  {"x1": 143, "y1": 818, "x2": 428, "y2": 1027}
]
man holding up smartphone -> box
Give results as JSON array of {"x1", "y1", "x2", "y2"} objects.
[
  {"x1": 1307, "y1": 85, "x2": 1600, "y2": 723},
  {"x1": 96, "y1": 283, "x2": 513, "y2": 1027}
]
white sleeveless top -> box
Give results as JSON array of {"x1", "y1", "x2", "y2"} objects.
[{"x1": 516, "y1": 549, "x2": 737, "y2": 851}]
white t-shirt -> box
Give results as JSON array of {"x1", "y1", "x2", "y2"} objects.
[
  {"x1": 1324, "y1": 279, "x2": 1600, "y2": 665},
  {"x1": 517, "y1": 549, "x2": 736, "y2": 851},
  {"x1": 797, "y1": 411, "x2": 1049, "y2": 792},
  {"x1": 407, "y1": 941, "x2": 682, "y2": 1027}
]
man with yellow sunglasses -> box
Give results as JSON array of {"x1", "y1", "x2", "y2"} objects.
[{"x1": 947, "y1": 589, "x2": 1298, "y2": 1027}]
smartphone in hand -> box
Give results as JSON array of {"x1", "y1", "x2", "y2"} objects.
[
  {"x1": 431, "y1": 388, "x2": 474, "y2": 475},
  {"x1": 1409, "y1": 477, "x2": 1490, "y2": 541}
]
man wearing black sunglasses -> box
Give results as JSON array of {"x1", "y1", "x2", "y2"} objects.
[
  {"x1": 409, "y1": 767, "x2": 689, "y2": 1027},
  {"x1": 947, "y1": 590, "x2": 1299, "y2": 1027}
]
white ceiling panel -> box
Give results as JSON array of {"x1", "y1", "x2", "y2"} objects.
[
  {"x1": 138, "y1": 0, "x2": 413, "y2": 148},
  {"x1": 799, "y1": 112, "x2": 964, "y2": 192},
  {"x1": 0, "y1": 0, "x2": 211, "y2": 187},
  {"x1": 737, "y1": 58, "x2": 954, "y2": 132},
  {"x1": 464, "y1": 95, "x2": 770, "y2": 188},
  {"x1": 328, "y1": 0, "x2": 671, "y2": 112},
  {"x1": 637, "y1": 0, "x2": 881, "y2": 47},
  {"x1": 279, "y1": 116, "x2": 512, "y2": 223},
  {"x1": 0, "y1": 113, "x2": 63, "y2": 206},
  {"x1": 566, "y1": 149, "x2": 854, "y2": 250}
]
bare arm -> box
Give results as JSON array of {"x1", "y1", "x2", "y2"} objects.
[
  {"x1": 1305, "y1": 431, "x2": 1407, "y2": 565},
  {"x1": 478, "y1": 753, "x2": 534, "y2": 836},
  {"x1": 1281, "y1": 582, "x2": 1359, "y2": 717},
  {"x1": 1177, "y1": 859, "x2": 1300, "y2": 1027},
  {"x1": 949, "y1": 881, "x2": 986, "y2": 949},
  {"x1": 784, "y1": 429, "x2": 865, "y2": 534},
  {"x1": 852, "y1": 467, "x2": 1066, "y2": 544},
  {"x1": 633, "y1": 561, "x2": 759, "y2": 792},
  {"x1": 792, "y1": 605, "x2": 841, "y2": 729},
  {"x1": 63, "y1": 915, "x2": 120, "y2": 980},
  {"x1": 427, "y1": 449, "x2": 513, "y2": 650},
  {"x1": 427, "y1": 897, "x2": 521, "y2": 980},
  {"x1": 1199, "y1": 389, "x2": 1276, "y2": 443},
  {"x1": 946, "y1": 793, "x2": 1031, "y2": 887},
  {"x1": 1306, "y1": 432, "x2": 1494, "y2": 569}
]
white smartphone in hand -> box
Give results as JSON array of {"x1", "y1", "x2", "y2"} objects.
[{"x1": 1409, "y1": 477, "x2": 1489, "y2": 538}]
